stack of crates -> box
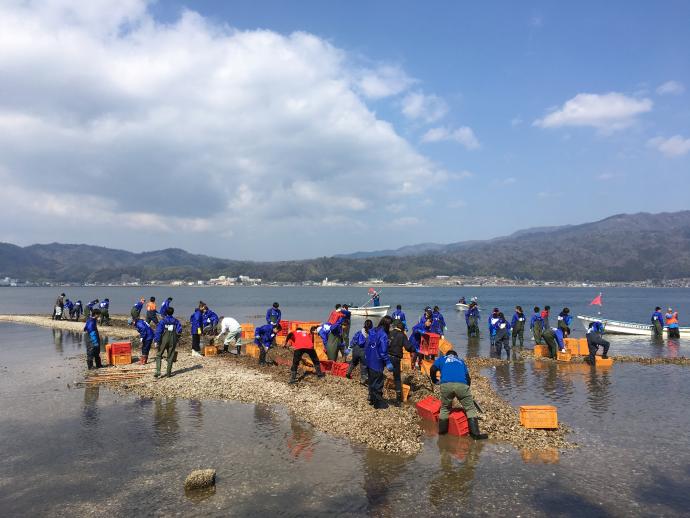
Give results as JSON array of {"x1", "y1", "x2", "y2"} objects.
[
  {"x1": 595, "y1": 356, "x2": 613, "y2": 367},
  {"x1": 415, "y1": 395, "x2": 441, "y2": 421},
  {"x1": 110, "y1": 341, "x2": 132, "y2": 366},
  {"x1": 578, "y1": 337, "x2": 591, "y2": 356},
  {"x1": 519, "y1": 405, "x2": 558, "y2": 429},
  {"x1": 564, "y1": 338, "x2": 580, "y2": 356},
  {"x1": 448, "y1": 408, "x2": 469, "y2": 436},
  {"x1": 533, "y1": 344, "x2": 549, "y2": 358},
  {"x1": 241, "y1": 323, "x2": 255, "y2": 340}
]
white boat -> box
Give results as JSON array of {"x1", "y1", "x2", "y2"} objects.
[
  {"x1": 455, "y1": 303, "x2": 480, "y2": 311},
  {"x1": 349, "y1": 305, "x2": 390, "y2": 318},
  {"x1": 577, "y1": 315, "x2": 690, "y2": 337}
]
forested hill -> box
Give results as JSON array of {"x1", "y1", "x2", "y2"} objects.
[{"x1": 1, "y1": 211, "x2": 689, "y2": 283}]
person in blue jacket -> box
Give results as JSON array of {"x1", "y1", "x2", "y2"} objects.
[
  {"x1": 429, "y1": 350, "x2": 485, "y2": 439},
  {"x1": 530, "y1": 307, "x2": 544, "y2": 344},
  {"x1": 557, "y1": 308, "x2": 572, "y2": 337},
  {"x1": 83, "y1": 309, "x2": 103, "y2": 369},
  {"x1": 346, "y1": 319, "x2": 372, "y2": 384},
  {"x1": 542, "y1": 326, "x2": 566, "y2": 359},
  {"x1": 431, "y1": 306, "x2": 446, "y2": 336},
  {"x1": 72, "y1": 300, "x2": 83, "y2": 321},
  {"x1": 63, "y1": 299, "x2": 74, "y2": 320},
  {"x1": 408, "y1": 321, "x2": 427, "y2": 370},
  {"x1": 87, "y1": 299, "x2": 99, "y2": 317},
  {"x1": 585, "y1": 321, "x2": 610, "y2": 365},
  {"x1": 511, "y1": 306, "x2": 526, "y2": 352},
  {"x1": 202, "y1": 304, "x2": 220, "y2": 335},
  {"x1": 130, "y1": 317, "x2": 155, "y2": 365},
  {"x1": 391, "y1": 305, "x2": 407, "y2": 331},
  {"x1": 131, "y1": 298, "x2": 145, "y2": 321},
  {"x1": 493, "y1": 312, "x2": 512, "y2": 359},
  {"x1": 365, "y1": 316, "x2": 393, "y2": 409},
  {"x1": 190, "y1": 305, "x2": 205, "y2": 357},
  {"x1": 319, "y1": 320, "x2": 344, "y2": 361},
  {"x1": 488, "y1": 308, "x2": 500, "y2": 348},
  {"x1": 651, "y1": 306, "x2": 665, "y2": 337},
  {"x1": 98, "y1": 299, "x2": 110, "y2": 325},
  {"x1": 255, "y1": 323, "x2": 281, "y2": 366},
  {"x1": 465, "y1": 302, "x2": 480, "y2": 337},
  {"x1": 266, "y1": 302, "x2": 282, "y2": 325},
  {"x1": 153, "y1": 307, "x2": 183, "y2": 378},
  {"x1": 160, "y1": 297, "x2": 173, "y2": 318}
]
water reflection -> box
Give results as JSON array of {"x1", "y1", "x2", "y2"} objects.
[
  {"x1": 465, "y1": 336, "x2": 481, "y2": 358},
  {"x1": 584, "y1": 367, "x2": 613, "y2": 415},
  {"x1": 153, "y1": 398, "x2": 180, "y2": 442},
  {"x1": 520, "y1": 448, "x2": 560, "y2": 465},
  {"x1": 188, "y1": 399, "x2": 204, "y2": 431},
  {"x1": 428, "y1": 438, "x2": 484, "y2": 509},
  {"x1": 52, "y1": 329, "x2": 63, "y2": 353},
  {"x1": 286, "y1": 414, "x2": 315, "y2": 462},
  {"x1": 81, "y1": 385, "x2": 100, "y2": 428},
  {"x1": 362, "y1": 448, "x2": 411, "y2": 517}
]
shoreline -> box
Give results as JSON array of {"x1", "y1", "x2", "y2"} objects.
[{"x1": 6, "y1": 314, "x2": 574, "y2": 454}]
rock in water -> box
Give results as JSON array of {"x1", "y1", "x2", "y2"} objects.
[{"x1": 184, "y1": 469, "x2": 216, "y2": 490}]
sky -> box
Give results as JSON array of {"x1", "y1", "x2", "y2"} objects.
[{"x1": 0, "y1": 0, "x2": 688, "y2": 260}]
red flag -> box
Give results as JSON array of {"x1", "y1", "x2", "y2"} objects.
[{"x1": 590, "y1": 293, "x2": 603, "y2": 306}]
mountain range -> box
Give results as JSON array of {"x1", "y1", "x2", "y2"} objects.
[{"x1": 1, "y1": 211, "x2": 689, "y2": 283}]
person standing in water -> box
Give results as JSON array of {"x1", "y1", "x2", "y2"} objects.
[
  {"x1": 530, "y1": 307, "x2": 544, "y2": 344},
  {"x1": 665, "y1": 308, "x2": 680, "y2": 339},
  {"x1": 511, "y1": 306, "x2": 526, "y2": 352},
  {"x1": 651, "y1": 307, "x2": 665, "y2": 337}
]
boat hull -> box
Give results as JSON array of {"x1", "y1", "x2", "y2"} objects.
[
  {"x1": 456, "y1": 303, "x2": 480, "y2": 311},
  {"x1": 577, "y1": 315, "x2": 690, "y2": 337},
  {"x1": 349, "y1": 305, "x2": 390, "y2": 318}
]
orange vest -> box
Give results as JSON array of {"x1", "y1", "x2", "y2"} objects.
[
  {"x1": 666, "y1": 312, "x2": 678, "y2": 325},
  {"x1": 146, "y1": 302, "x2": 157, "y2": 311}
]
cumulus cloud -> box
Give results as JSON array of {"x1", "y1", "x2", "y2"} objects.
[
  {"x1": 421, "y1": 126, "x2": 480, "y2": 150},
  {"x1": 647, "y1": 135, "x2": 690, "y2": 157},
  {"x1": 533, "y1": 92, "x2": 652, "y2": 132},
  {"x1": 656, "y1": 80, "x2": 685, "y2": 96},
  {"x1": 401, "y1": 92, "x2": 448, "y2": 123},
  {"x1": 0, "y1": 0, "x2": 448, "y2": 259}
]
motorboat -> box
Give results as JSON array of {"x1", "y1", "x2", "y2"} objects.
[
  {"x1": 455, "y1": 303, "x2": 480, "y2": 311},
  {"x1": 348, "y1": 305, "x2": 390, "y2": 318},
  {"x1": 577, "y1": 314, "x2": 690, "y2": 337}
]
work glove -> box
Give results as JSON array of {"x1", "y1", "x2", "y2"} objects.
[
  {"x1": 344, "y1": 347, "x2": 352, "y2": 356},
  {"x1": 386, "y1": 361, "x2": 394, "y2": 372}
]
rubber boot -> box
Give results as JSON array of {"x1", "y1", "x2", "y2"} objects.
[
  {"x1": 288, "y1": 370, "x2": 298, "y2": 384},
  {"x1": 438, "y1": 418, "x2": 449, "y2": 435},
  {"x1": 236, "y1": 344, "x2": 241, "y2": 356},
  {"x1": 315, "y1": 365, "x2": 325, "y2": 378},
  {"x1": 223, "y1": 344, "x2": 228, "y2": 353},
  {"x1": 140, "y1": 355, "x2": 148, "y2": 365},
  {"x1": 154, "y1": 356, "x2": 161, "y2": 378},
  {"x1": 468, "y1": 417, "x2": 488, "y2": 440},
  {"x1": 393, "y1": 391, "x2": 403, "y2": 407}
]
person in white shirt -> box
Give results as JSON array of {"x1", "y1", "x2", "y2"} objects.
[{"x1": 216, "y1": 317, "x2": 243, "y2": 354}]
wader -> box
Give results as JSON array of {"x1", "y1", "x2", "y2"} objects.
[
  {"x1": 652, "y1": 320, "x2": 663, "y2": 337},
  {"x1": 494, "y1": 331, "x2": 510, "y2": 359},
  {"x1": 533, "y1": 321, "x2": 543, "y2": 344},
  {"x1": 512, "y1": 321, "x2": 525, "y2": 349},
  {"x1": 346, "y1": 346, "x2": 368, "y2": 383},
  {"x1": 542, "y1": 328, "x2": 558, "y2": 359},
  {"x1": 130, "y1": 307, "x2": 140, "y2": 321},
  {"x1": 155, "y1": 326, "x2": 178, "y2": 377},
  {"x1": 326, "y1": 333, "x2": 342, "y2": 361},
  {"x1": 99, "y1": 309, "x2": 110, "y2": 326},
  {"x1": 467, "y1": 317, "x2": 479, "y2": 337},
  {"x1": 557, "y1": 320, "x2": 569, "y2": 337},
  {"x1": 586, "y1": 333, "x2": 610, "y2": 364}
]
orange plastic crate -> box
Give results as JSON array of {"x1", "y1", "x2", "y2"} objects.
[
  {"x1": 401, "y1": 357, "x2": 412, "y2": 371},
  {"x1": 241, "y1": 323, "x2": 255, "y2": 339},
  {"x1": 519, "y1": 405, "x2": 558, "y2": 429},
  {"x1": 439, "y1": 338, "x2": 453, "y2": 355},
  {"x1": 556, "y1": 351, "x2": 572, "y2": 362},
  {"x1": 203, "y1": 345, "x2": 218, "y2": 356},
  {"x1": 384, "y1": 379, "x2": 411, "y2": 401},
  {"x1": 245, "y1": 344, "x2": 260, "y2": 358},
  {"x1": 578, "y1": 337, "x2": 590, "y2": 356},
  {"x1": 595, "y1": 356, "x2": 613, "y2": 367},
  {"x1": 110, "y1": 341, "x2": 132, "y2": 355},
  {"x1": 112, "y1": 353, "x2": 132, "y2": 366},
  {"x1": 105, "y1": 343, "x2": 113, "y2": 365},
  {"x1": 564, "y1": 338, "x2": 579, "y2": 355},
  {"x1": 533, "y1": 345, "x2": 549, "y2": 358}
]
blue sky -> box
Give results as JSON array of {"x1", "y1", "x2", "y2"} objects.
[{"x1": 0, "y1": 1, "x2": 688, "y2": 260}]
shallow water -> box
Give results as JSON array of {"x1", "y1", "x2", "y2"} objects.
[{"x1": 2, "y1": 321, "x2": 690, "y2": 517}]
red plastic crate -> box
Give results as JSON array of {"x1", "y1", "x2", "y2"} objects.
[
  {"x1": 277, "y1": 320, "x2": 291, "y2": 336},
  {"x1": 319, "y1": 359, "x2": 334, "y2": 373},
  {"x1": 415, "y1": 395, "x2": 442, "y2": 422},
  {"x1": 331, "y1": 361, "x2": 349, "y2": 377},
  {"x1": 419, "y1": 333, "x2": 440, "y2": 356},
  {"x1": 448, "y1": 408, "x2": 469, "y2": 436},
  {"x1": 110, "y1": 341, "x2": 132, "y2": 355}
]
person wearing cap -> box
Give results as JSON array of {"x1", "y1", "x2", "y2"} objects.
[
  {"x1": 488, "y1": 308, "x2": 500, "y2": 349},
  {"x1": 266, "y1": 302, "x2": 282, "y2": 325},
  {"x1": 429, "y1": 350, "x2": 485, "y2": 439},
  {"x1": 388, "y1": 319, "x2": 414, "y2": 405},
  {"x1": 665, "y1": 308, "x2": 680, "y2": 339},
  {"x1": 651, "y1": 306, "x2": 665, "y2": 337},
  {"x1": 129, "y1": 316, "x2": 154, "y2": 365},
  {"x1": 465, "y1": 302, "x2": 480, "y2": 337},
  {"x1": 369, "y1": 289, "x2": 381, "y2": 307},
  {"x1": 53, "y1": 292, "x2": 66, "y2": 320},
  {"x1": 557, "y1": 308, "x2": 572, "y2": 338},
  {"x1": 493, "y1": 312, "x2": 511, "y2": 359},
  {"x1": 391, "y1": 305, "x2": 408, "y2": 331},
  {"x1": 431, "y1": 306, "x2": 446, "y2": 337}
]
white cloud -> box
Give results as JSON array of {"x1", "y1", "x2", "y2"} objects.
[
  {"x1": 656, "y1": 80, "x2": 685, "y2": 96},
  {"x1": 401, "y1": 92, "x2": 448, "y2": 123},
  {"x1": 356, "y1": 65, "x2": 415, "y2": 99},
  {"x1": 0, "y1": 0, "x2": 448, "y2": 259},
  {"x1": 421, "y1": 126, "x2": 480, "y2": 150},
  {"x1": 533, "y1": 92, "x2": 652, "y2": 132},
  {"x1": 647, "y1": 135, "x2": 690, "y2": 157},
  {"x1": 491, "y1": 177, "x2": 517, "y2": 186}
]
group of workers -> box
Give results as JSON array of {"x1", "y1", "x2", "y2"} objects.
[
  {"x1": 52, "y1": 293, "x2": 111, "y2": 325},
  {"x1": 652, "y1": 307, "x2": 681, "y2": 338}
]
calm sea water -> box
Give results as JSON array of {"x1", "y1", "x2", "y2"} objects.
[{"x1": 1, "y1": 287, "x2": 689, "y2": 516}]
